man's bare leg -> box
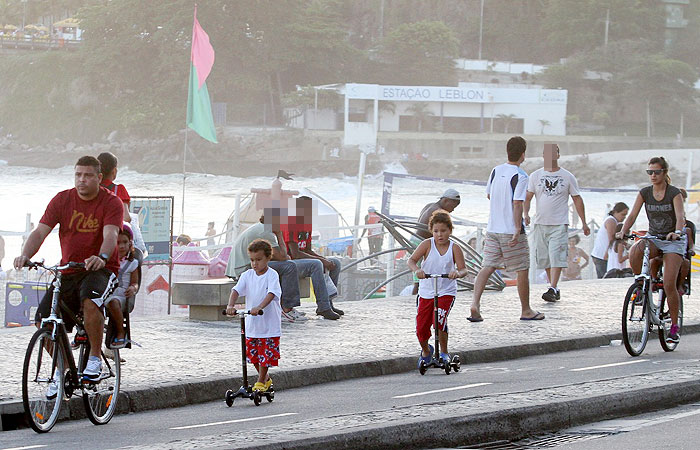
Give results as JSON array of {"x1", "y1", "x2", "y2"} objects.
[
  {"x1": 471, "y1": 266, "x2": 496, "y2": 319},
  {"x1": 517, "y1": 269, "x2": 541, "y2": 319},
  {"x1": 83, "y1": 299, "x2": 104, "y2": 358}
]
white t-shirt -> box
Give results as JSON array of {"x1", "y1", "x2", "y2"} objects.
[
  {"x1": 233, "y1": 267, "x2": 282, "y2": 338},
  {"x1": 486, "y1": 163, "x2": 529, "y2": 234},
  {"x1": 527, "y1": 167, "x2": 581, "y2": 225}
]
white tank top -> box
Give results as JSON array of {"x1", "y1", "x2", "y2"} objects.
[
  {"x1": 418, "y1": 238, "x2": 457, "y2": 298},
  {"x1": 591, "y1": 215, "x2": 617, "y2": 260},
  {"x1": 606, "y1": 243, "x2": 628, "y2": 271}
]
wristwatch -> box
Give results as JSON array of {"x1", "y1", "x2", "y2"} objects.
[{"x1": 98, "y1": 253, "x2": 110, "y2": 262}]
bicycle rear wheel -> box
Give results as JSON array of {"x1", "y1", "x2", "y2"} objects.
[
  {"x1": 79, "y1": 343, "x2": 121, "y2": 425},
  {"x1": 622, "y1": 282, "x2": 650, "y2": 357},
  {"x1": 659, "y1": 293, "x2": 683, "y2": 352},
  {"x1": 22, "y1": 326, "x2": 65, "y2": 433}
]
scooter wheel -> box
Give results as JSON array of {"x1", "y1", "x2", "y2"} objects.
[
  {"x1": 266, "y1": 391, "x2": 274, "y2": 402},
  {"x1": 444, "y1": 363, "x2": 451, "y2": 375},
  {"x1": 253, "y1": 391, "x2": 262, "y2": 406},
  {"x1": 419, "y1": 360, "x2": 427, "y2": 375},
  {"x1": 452, "y1": 355, "x2": 461, "y2": 373},
  {"x1": 225, "y1": 390, "x2": 234, "y2": 407}
]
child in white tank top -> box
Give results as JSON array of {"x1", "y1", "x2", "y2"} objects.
[{"x1": 408, "y1": 211, "x2": 467, "y2": 368}]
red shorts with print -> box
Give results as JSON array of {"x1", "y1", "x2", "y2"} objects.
[
  {"x1": 416, "y1": 296, "x2": 455, "y2": 342},
  {"x1": 245, "y1": 337, "x2": 280, "y2": 367}
]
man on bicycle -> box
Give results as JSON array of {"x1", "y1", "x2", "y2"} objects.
[{"x1": 14, "y1": 155, "x2": 124, "y2": 379}]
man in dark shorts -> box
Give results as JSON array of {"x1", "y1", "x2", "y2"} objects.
[{"x1": 14, "y1": 156, "x2": 124, "y2": 380}]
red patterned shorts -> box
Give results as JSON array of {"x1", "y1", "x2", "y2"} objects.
[{"x1": 245, "y1": 337, "x2": 280, "y2": 367}]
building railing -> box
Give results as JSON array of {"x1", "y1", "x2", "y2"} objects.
[{"x1": 0, "y1": 35, "x2": 82, "y2": 50}]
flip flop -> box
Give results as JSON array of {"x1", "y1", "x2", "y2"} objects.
[
  {"x1": 467, "y1": 316, "x2": 484, "y2": 322},
  {"x1": 520, "y1": 312, "x2": 545, "y2": 321},
  {"x1": 110, "y1": 337, "x2": 128, "y2": 349}
]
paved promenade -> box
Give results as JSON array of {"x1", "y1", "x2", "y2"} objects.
[{"x1": 1, "y1": 277, "x2": 697, "y2": 405}]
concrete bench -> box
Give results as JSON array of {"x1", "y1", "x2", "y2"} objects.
[{"x1": 172, "y1": 277, "x2": 311, "y2": 321}]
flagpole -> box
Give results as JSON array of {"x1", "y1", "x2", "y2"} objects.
[{"x1": 181, "y1": 127, "x2": 188, "y2": 235}]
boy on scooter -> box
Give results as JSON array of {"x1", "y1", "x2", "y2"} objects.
[
  {"x1": 226, "y1": 239, "x2": 282, "y2": 392},
  {"x1": 408, "y1": 211, "x2": 467, "y2": 368}
]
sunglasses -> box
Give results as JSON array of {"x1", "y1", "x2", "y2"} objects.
[{"x1": 646, "y1": 169, "x2": 664, "y2": 175}]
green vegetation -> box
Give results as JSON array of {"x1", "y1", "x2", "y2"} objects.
[{"x1": 0, "y1": 0, "x2": 699, "y2": 142}]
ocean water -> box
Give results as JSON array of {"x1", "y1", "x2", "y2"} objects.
[{"x1": 0, "y1": 164, "x2": 644, "y2": 266}]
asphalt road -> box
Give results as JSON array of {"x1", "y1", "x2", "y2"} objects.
[{"x1": 2, "y1": 333, "x2": 700, "y2": 449}]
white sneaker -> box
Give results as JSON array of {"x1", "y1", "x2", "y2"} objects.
[
  {"x1": 83, "y1": 357, "x2": 102, "y2": 380},
  {"x1": 289, "y1": 309, "x2": 308, "y2": 321},
  {"x1": 281, "y1": 310, "x2": 295, "y2": 323},
  {"x1": 46, "y1": 379, "x2": 59, "y2": 400}
]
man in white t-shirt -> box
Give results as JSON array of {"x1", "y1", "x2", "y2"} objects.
[
  {"x1": 524, "y1": 143, "x2": 590, "y2": 302},
  {"x1": 470, "y1": 136, "x2": 544, "y2": 322}
]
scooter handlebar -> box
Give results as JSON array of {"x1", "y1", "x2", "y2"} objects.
[
  {"x1": 423, "y1": 273, "x2": 451, "y2": 278},
  {"x1": 221, "y1": 309, "x2": 264, "y2": 317}
]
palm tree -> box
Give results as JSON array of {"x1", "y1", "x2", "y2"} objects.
[
  {"x1": 539, "y1": 119, "x2": 550, "y2": 135},
  {"x1": 496, "y1": 113, "x2": 517, "y2": 133},
  {"x1": 406, "y1": 102, "x2": 434, "y2": 132}
]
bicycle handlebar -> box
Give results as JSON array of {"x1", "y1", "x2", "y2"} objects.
[
  {"x1": 24, "y1": 260, "x2": 86, "y2": 271},
  {"x1": 221, "y1": 309, "x2": 264, "y2": 317},
  {"x1": 624, "y1": 233, "x2": 681, "y2": 241}
]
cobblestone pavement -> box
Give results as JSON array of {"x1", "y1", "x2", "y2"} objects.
[{"x1": 2, "y1": 277, "x2": 698, "y2": 403}]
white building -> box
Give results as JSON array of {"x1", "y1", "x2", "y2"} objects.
[{"x1": 288, "y1": 82, "x2": 568, "y2": 143}]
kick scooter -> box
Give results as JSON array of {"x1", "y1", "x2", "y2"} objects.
[
  {"x1": 419, "y1": 274, "x2": 461, "y2": 375},
  {"x1": 222, "y1": 309, "x2": 274, "y2": 406}
]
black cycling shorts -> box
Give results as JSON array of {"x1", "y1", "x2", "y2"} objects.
[{"x1": 35, "y1": 269, "x2": 117, "y2": 331}]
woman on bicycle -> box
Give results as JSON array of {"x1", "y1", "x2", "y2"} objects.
[{"x1": 618, "y1": 156, "x2": 685, "y2": 344}]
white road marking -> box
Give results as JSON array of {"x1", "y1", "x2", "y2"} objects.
[
  {"x1": 392, "y1": 383, "x2": 492, "y2": 399},
  {"x1": 570, "y1": 359, "x2": 649, "y2": 372},
  {"x1": 170, "y1": 412, "x2": 298, "y2": 430},
  {"x1": 2, "y1": 445, "x2": 48, "y2": 450}
]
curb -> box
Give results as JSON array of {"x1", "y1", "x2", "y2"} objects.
[
  {"x1": 3, "y1": 324, "x2": 700, "y2": 431},
  {"x1": 248, "y1": 377, "x2": 700, "y2": 450}
]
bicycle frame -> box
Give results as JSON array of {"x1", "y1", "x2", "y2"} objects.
[
  {"x1": 40, "y1": 266, "x2": 86, "y2": 392},
  {"x1": 632, "y1": 237, "x2": 667, "y2": 328}
]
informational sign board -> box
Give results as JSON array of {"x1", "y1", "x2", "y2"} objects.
[{"x1": 130, "y1": 197, "x2": 174, "y2": 264}]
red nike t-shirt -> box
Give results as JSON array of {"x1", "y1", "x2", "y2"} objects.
[
  {"x1": 280, "y1": 220, "x2": 312, "y2": 257},
  {"x1": 40, "y1": 187, "x2": 123, "y2": 274}
]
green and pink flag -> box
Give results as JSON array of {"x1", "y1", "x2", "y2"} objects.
[{"x1": 186, "y1": 6, "x2": 217, "y2": 143}]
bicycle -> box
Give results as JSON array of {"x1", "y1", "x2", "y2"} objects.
[
  {"x1": 621, "y1": 234, "x2": 685, "y2": 357},
  {"x1": 21, "y1": 261, "x2": 124, "y2": 433}
]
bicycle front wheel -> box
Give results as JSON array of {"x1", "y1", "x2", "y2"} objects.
[
  {"x1": 80, "y1": 343, "x2": 121, "y2": 425},
  {"x1": 622, "y1": 282, "x2": 650, "y2": 357},
  {"x1": 659, "y1": 293, "x2": 684, "y2": 352},
  {"x1": 22, "y1": 326, "x2": 65, "y2": 433}
]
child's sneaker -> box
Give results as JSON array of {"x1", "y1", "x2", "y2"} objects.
[
  {"x1": 252, "y1": 381, "x2": 267, "y2": 392},
  {"x1": 666, "y1": 324, "x2": 680, "y2": 344},
  {"x1": 417, "y1": 344, "x2": 433, "y2": 368},
  {"x1": 440, "y1": 352, "x2": 451, "y2": 364}
]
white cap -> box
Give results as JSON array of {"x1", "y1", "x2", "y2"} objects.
[{"x1": 441, "y1": 188, "x2": 460, "y2": 201}]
